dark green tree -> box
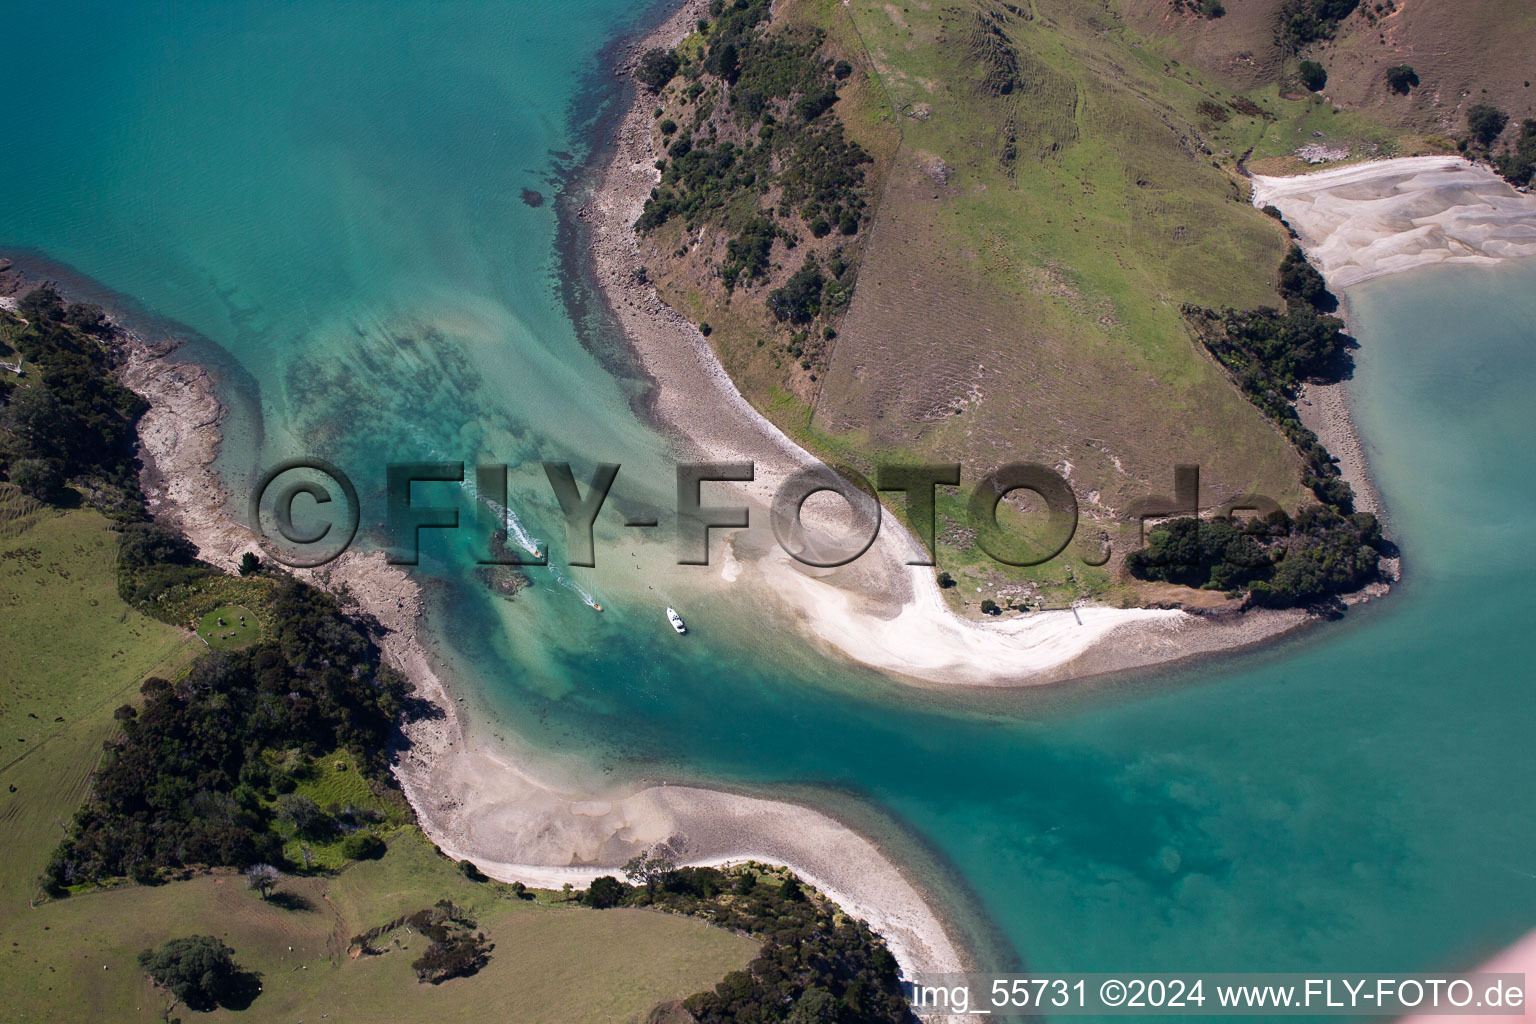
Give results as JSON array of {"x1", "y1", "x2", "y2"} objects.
[
  {"x1": 7, "y1": 457, "x2": 66, "y2": 501},
  {"x1": 787, "y1": 988, "x2": 840, "y2": 1023},
  {"x1": 636, "y1": 48, "x2": 681, "y2": 92},
  {"x1": 1385, "y1": 65, "x2": 1419, "y2": 95},
  {"x1": 583, "y1": 875, "x2": 627, "y2": 908},
  {"x1": 1467, "y1": 104, "x2": 1509, "y2": 147},
  {"x1": 1298, "y1": 60, "x2": 1327, "y2": 92},
  {"x1": 340, "y1": 832, "x2": 386, "y2": 860},
  {"x1": 137, "y1": 936, "x2": 246, "y2": 1012},
  {"x1": 766, "y1": 259, "x2": 826, "y2": 324},
  {"x1": 1497, "y1": 120, "x2": 1536, "y2": 187},
  {"x1": 1278, "y1": 246, "x2": 1334, "y2": 311}
]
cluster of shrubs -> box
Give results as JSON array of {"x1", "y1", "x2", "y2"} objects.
[
  {"x1": 767, "y1": 251, "x2": 856, "y2": 370},
  {"x1": 575, "y1": 857, "x2": 911, "y2": 1024},
  {"x1": 1498, "y1": 120, "x2": 1536, "y2": 189},
  {"x1": 0, "y1": 284, "x2": 147, "y2": 516},
  {"x1": 1279, "y1": 0, "x2": 1359, "y2": 52},
  {"x1": 138, "y1": 935, "x2": 255, "y2": 1013},
  {"x1": 1186, "y1": 245, "x2": 1356, "y2": 510},
  {"x1": 43, "y1": 575, "x2": 411, "y2": 890},
  {"x1": 1460, "y1": 104, "x2": 1536, "y2": 188},
  {"x1": 1126, "y1": 506, "x2": 1382, "y2": 605},
  {"x1": 1385, "y1": 64, "x2": 1418, "y2": 95},
  {"x1": 633, "y1": 0, "x2": 873, "y2": 354},
  {"x1": 272, "y1": 791, "x2": 387, "y2": 853},
  {"x1": 1151, "y1": 245, "x2": 1386, "y2": 605},
  {"x1": 406, "y1": 901, "x2": 494, "y2": 984},
  {"x1": 1171, "y1": 0, "x2": 1226, "y2": 19}
]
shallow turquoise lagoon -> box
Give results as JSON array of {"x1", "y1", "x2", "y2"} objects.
[{"x1": 4, "y1": 0, "x2": 1534, "y2": 1002}]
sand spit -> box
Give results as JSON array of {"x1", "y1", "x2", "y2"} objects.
[
  {"x1": 579, "y1": 0, "x2": 1320, "y2": 688},
  {"x1": 111, "y1": 319, "x2": 965, "y2": 978},
  {"x1": 1251, "y1": 156, "x2": 1536, "y2": 289}
]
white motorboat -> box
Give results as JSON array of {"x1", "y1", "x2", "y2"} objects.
[{"x1": 666, "y1": 607, "x2": 686, "y2": 634}]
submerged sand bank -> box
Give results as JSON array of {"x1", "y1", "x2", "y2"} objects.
[
  {"x1": 1253, "y1": 153, "x2": 1536, "y2": 570},
  {"x1": 579, "y1": 0, "x2": 1314, "y2": 689},
  {"x1": 1251, "y1": 156, "x2": 1536, "y2": 289},
  {"x1": 111, "y1": 311, "x2": 965, "y2": 977}
]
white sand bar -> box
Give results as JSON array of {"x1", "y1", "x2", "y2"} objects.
[{"x1": 1251, "y1": 156, "x2": 1536, "y2": 288}]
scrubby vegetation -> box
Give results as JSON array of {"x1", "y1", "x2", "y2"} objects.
[
  {"x1": 1, "y1": 279, "x2": 414, "y2": 892},
  {"x1": 138, "y1": 935, "x2": 255, "y2": 1013},
  {"x1": 634, "y1": 0, "x2": 874, "y2": 361},
  {"x1": 576, "y1": 858, "x2": 912, "y2": 1024},
  {"x1": 1466, "y1": 104, "x2": 1509, "y2": 149},
  {"x1": 1126, "y1": 506, "x2": 1382, "y2": 605},
  {"x1": 1185, "y1": 246, "x2": 1356, "y2": 512},
  {"x1": 637, "y1": 47, "x2": 682, "y2": 93},
  {"x1": 43, "y1": 575, "x2": 412, "y2": 889},
  {"x1": 0, "y1": 284, "x2": 147, "y2": 516},
  {"x1": 1496, "y1": 120, "x2": 1536, "y2": 188},
  {"x1": 1155, "y1": 245, "x2": 1384, "y2": 605},
  {"x1": 1297, "y1": 60, "x2": 1328, "y2": 93},
  {"x1": 407, "y1": 902, "x2": 495, "y2": 984},
  {"x1": 1170, "y1": 0, "x2": 1226, "y2": 19},
  {"x1": 1279, "y1": 0, "x2": 1359, "y2": 52},
  {"x1": 1385, "y1": 65, "x2": 1419, "y2": 95}
]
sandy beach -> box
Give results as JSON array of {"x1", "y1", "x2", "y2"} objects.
[
  {"x1": 577, "y1": 0, "x2": 1320, "y2": 689},
  {"x1": 102, "y1": 297, "x2": 967, "y2": 978},
  {"x1": 87, "y1": 14, "x2": 1520, "y2": 995},
  {"x1": 1254, "y1": 152, "x2": 1536, "y2": 588},
  {"x1": 1251, "y1": 155, "x2": 1536, "y2": 289}
]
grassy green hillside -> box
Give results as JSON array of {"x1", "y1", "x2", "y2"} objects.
[
  {"x1": 637, "y1": 0, "x2": 1429, "y2": 610},
  {"x1": 819, "y1": 0, "x2": 1309, "y2": 575},
  {"x1": 0, "y1": 492, "x2": 757, "y2": 1023},
  {"x1": 0, "y1": 498, "x2": 196, "y2": 902},
  {"x1": 1118, "y1": 0, "x2": 1536, "y2": 155},
  {"x1": 2, "y1": 830, "x2": 757, "y2": 1024},
  {"x1": 817, "y1": 0, "x2": 1320, "y2": 608}
]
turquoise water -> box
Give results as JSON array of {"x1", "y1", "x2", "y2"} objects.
[{"x1": 5, "y1": 0, "x2": 1536, "y2": 1001}]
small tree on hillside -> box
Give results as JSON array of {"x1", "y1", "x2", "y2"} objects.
[
  {"x1": 1385, "y1": 65, "x2": 1419, "y2": 95},
  {"x1": 1298, "y1": 60, "x2": 1327, "y2": 92},
  {"x1": 340, "y1": 832, "x2": 386, "y2": 861},
  {"x1": 138, "y1": 936, "x2": 245, "y2": 1013},
  {"x1": 582, "y1": 875, "x2": 627, "y2": 908},
  {"x1": 1467, "y1": 104, "x2": 1509, "y2": 148},
  {"x1": 238, "y1": 551, "x2": 261, "y2": 575},
  {"x1": 246, "y1": 863, "x2": 279, "y2": 900},
  {"x1": 275, "y1": 793, "x2": 329, "y2": 837},
  {"x1": 635, "y1": 48, "x2": 680, "y2": 92},
  {"x1": 623, "y1": 852, "x2": 676, "y2": 897}
]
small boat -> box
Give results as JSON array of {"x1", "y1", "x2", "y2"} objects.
[{"x1": 666, "y1": 607, "x2": 687, "y2": 634}]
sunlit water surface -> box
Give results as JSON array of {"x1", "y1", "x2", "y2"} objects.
[{"x1": 4, "y1": 0, "x2": 1535, "y2": 1003}]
